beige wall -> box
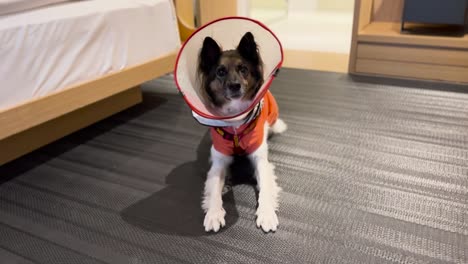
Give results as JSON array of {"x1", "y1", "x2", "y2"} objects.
[
  {"x1": 249, "y1": 0, "x2": 287, "y2": 10},
  {"x1": 318, "y1": 0, "x2": 354, "y2": 11},
  {"x1": 250, "y1": 0, "x2": 354, "y2": 12}
]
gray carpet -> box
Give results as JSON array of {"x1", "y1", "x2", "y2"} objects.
[{"x1": 0, "y1": 68, "x2": 467, "y2": 264}]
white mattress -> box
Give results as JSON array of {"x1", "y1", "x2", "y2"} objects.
[{"x1": 0, "y1": 0, "x2": 181, "y2": 110}]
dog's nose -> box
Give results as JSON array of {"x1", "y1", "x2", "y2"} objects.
[{"x1": 228, "y1": 83, "x2": 241, "y2": 92}]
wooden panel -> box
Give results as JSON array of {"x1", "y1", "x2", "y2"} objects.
[
  {"x1": 174, "y1": 0, "x2": 195, "y2": 28},
  {"x1": 0, "y1": 87, "x2": 142, "y2": 165},
  {"x1": 174, "y1": 0, "x2": 196, "y2": 42},
  {"x1": 349, "y1": 0, "x2": 373, "y2": 73},
  {"x1": 358, "y1": 0, "x2": 374, "y2": 31},
  {"x1": 284, "y1": 50, "x2": 349, "y2": 73},
  {"x1": 0, "y1": 51, "x2": 176, "y2": 140},
  {"x1": 199, "y1": 0, "x2": 237, "y2": 25},
  {"x1": 372, "y1": 0, "x2": 404, "y2": 22},
  {"x1": 357, "y1": 43, "x2": 468, "y2": 67},
  {"x1": 359, "y1": 22, "x2": 468, "y2": 49},
  {"x1": 355, "y1": 59, "x2": 468, "y2": 83}
]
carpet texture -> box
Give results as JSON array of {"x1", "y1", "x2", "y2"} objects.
[{"x1": 0, "y1": 68, "x2": 467, "y2": 264}]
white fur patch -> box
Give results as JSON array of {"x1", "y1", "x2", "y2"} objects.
[
  {"x1": 202, "y1": 147, "x2": 232, "y2": 232},
  {"x1": 248, "y1": 123, "x2": 282, "y2": 232},
  {"x1": 270, "y1": 118, "x2": 288, "y2": 134},
  {"x1": 221, "y1": 99, "x2": 252, "y2": 116}
]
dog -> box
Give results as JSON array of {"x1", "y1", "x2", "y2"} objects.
[{"x1": 197, "y1": 32, "x2": 287, "y2": 233}]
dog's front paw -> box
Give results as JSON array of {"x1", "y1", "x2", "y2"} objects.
[
  {"x1": 204, "y1": 207, "x2": 226, "y2": 232},
  {"x1": 256, "y1": 206, "x2": 279, "y2": 233}
]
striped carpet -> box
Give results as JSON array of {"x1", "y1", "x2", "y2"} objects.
[{"x1": 0, "y1": 68, "x2": 467, "y2": 264}]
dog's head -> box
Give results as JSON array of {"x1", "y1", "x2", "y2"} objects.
[{"x1": 197, "y1": 32, "x2": 264, "y2": 116}]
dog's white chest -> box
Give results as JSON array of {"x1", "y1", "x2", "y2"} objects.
[{"x1": 222, "y1": 99, "x2": 252, "y2": 116}]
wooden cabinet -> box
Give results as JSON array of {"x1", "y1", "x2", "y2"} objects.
[{"x1": 349, "y1": 0, "x2": 468, "y2": 84}]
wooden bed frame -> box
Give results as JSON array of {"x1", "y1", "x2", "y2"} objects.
[
  {"x1": 0, "y1": 52, "x2": 177, "y2": 165},
  {"x1": 0, "y1": 0, "x2": 215, "y2": 166},
  {"x1": 0, "y1": 0, "x2": 201, "y2": 165}
]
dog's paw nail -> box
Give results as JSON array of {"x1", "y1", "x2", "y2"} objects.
[
  {"x1": 204, "y1": 208, "x2": 226, "y2": 232},
  {"x1": 256, "y1": 207, "x2": 279, "y2": 233},
  {"x1": 222, "y1": 185, "x2": 232, "y2": 195}
]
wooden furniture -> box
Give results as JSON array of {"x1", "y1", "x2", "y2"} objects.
[
  {"x1": 0, "y1": 0, "x2": 192, "y2": 166},
  {"x1": 198, "y1": 0, "x2": 238, "y2": 26},
  {"x1": 174, "y1": 0, "x2": 197, "y2": 42},
  {"x1": 0, "y1": 51, "x2": 177, "y2": 166},
  {"x1": 174, "y1": 0, "x2": 238, "y2": 41},
  {"x1": 349, "y1": 0, "x2": 468, "y2": 84}
]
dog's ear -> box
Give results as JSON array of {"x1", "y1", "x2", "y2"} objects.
[
  {"x1": 199, "y1": 37, "x2": 222, "y2": 74},
  {"x1": 237, "y1": 32, "x2": 259, "y2": 65}
]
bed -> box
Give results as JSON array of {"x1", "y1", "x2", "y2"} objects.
[{"x1": 0, "y1": 0, "x2": 183, "y2": 165}]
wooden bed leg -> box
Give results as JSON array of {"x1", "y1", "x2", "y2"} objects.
[{"x1": 0, "y1": 86, "x2": 142, "y2": 166}]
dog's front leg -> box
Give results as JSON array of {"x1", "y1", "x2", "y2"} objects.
[
  {"x1": 202, "y1": 146, "x2": 233, "y2": 232},
  {"x1": 249, "y1": 127, "x2": 281, "y2": 233}
]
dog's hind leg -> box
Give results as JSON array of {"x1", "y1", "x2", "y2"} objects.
[
  {"x1": 269, "y1": 118, "x2": 287, "y2": 135},
  {"x1": 202, "y1": 146, "x2": 233, "y2": 232},
  {"x1": 249, "y1": 123, "x2": 282, "y2": 233}
]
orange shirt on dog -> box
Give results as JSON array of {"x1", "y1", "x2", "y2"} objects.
[{"x1": 210, "y1": 91, "x2": 279, "y2": 156}]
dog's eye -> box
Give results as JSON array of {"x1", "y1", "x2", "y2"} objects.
[
  {"x1": 216, "y1": 67, "x2": 227, "y2": 78},
  {"x1": 239, "y1": 65, "x2": 249, "y2": 75}
]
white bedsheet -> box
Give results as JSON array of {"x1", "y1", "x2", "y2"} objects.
[
  {"x1": 0, "y1": 0, "x2": 180, "y2": 110},
  {"x1": 0, "y1": 0, "x2": 72, "y2": 15}
]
